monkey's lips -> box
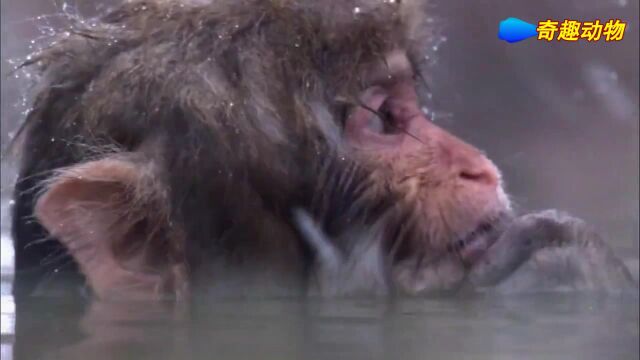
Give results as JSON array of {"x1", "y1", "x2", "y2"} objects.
[{"x1": 450, "y1": 217, "x2": 509, "y2": 267}]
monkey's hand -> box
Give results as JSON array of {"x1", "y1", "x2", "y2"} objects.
[{"x1": 466, "y1": 210, "x2": 638, "y2": 293}]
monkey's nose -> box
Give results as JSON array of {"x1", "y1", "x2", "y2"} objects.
[
  {"x1": 444, "y1": 136, "x2": 500, "y2": 187},
  {"x1": 457, "y1": 157, "x2": 499, "y2": 187},
  {"x1": 425, "y1": 121, "x2": 501, "y2": 188}
]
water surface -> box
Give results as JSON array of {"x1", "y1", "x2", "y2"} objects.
[{"x1": 2, "y1": 282, "x2": 638, "y2": 360}]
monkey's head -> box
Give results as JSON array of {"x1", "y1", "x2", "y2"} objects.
[{"x1": 16, "y1": 0, "x2": 510, "y2": 299}]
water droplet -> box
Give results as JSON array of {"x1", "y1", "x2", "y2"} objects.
[
  {"x1": 8, "y1": 200, "x2": 15, "y2": 206},
  {"x1": 50, "y1": 137, "x2": 55, "y2": 142},
  {"x1": 353, "y1": 7, "x2": 361, "y2": 14}
]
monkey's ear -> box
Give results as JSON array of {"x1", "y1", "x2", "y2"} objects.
[{"x1": 34, "y1": 157, "x2": 187, "y2": 301}]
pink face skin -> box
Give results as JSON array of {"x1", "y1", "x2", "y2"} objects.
[{"x1": 343, "y1": 51, "x2": 510, "y2": 268}]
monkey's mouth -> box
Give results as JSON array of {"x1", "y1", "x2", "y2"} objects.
[{"x1": 448, "y1": 213, "x2": 512, "y2": 266}]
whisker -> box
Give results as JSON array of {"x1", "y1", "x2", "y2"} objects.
[{"x1": 357, "y1": 102, "x2": 427, "y2": 145}]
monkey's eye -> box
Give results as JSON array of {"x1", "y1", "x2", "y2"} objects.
[
  {"x1": 344, "y1": 82, "x2": 422, "y2": 147},
  {"x1": 364, "y1": 100, "x2": 398, "y2": 134},
  {"x1": 364, "y1": 109, "x2": 385, "y2": 133},
  {"x1": 346, "y1": 87, "x2": 399, "y2": 136}
]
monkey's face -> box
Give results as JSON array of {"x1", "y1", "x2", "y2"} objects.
[{"x1": 339, "y1": 51, "x2": 511, "y2": 291}]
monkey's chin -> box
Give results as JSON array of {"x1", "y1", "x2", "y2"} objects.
[{"x1": 453, "y1": 211, "x2": 514, "y2": 266}]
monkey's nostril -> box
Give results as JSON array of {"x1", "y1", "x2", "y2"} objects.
[
  {"x1": 460, "y1": 171, "x2": 483, "y2": 182},
  {"x1": 458, "y1": 168, "x2": 497, "y2": 187}
]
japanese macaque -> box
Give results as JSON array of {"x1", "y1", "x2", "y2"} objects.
[{"x1": 11, "y1": 0, "x2": 636, "y2": 301}]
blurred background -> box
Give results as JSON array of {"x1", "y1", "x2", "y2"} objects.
[{"x1": 427, "y1": 0, "x2": 639, "y2": 258}]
